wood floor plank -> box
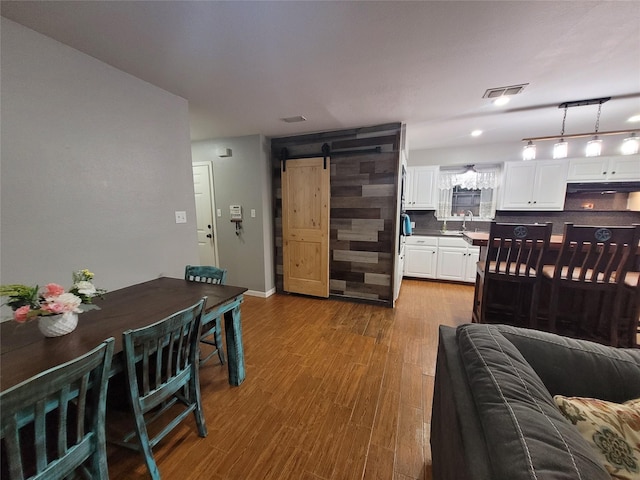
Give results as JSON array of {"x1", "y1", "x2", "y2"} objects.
[{"x1": 105, "y1": 279, "x2": 474, "y2": 480}]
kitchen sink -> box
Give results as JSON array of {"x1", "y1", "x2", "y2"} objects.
[{"x1": 440, "y1": 230, "x2": 464, "y2": 236}]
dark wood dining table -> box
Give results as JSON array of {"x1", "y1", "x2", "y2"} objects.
[{"x1": 0, "y1": 277, "x2": 248, "y2": 391}]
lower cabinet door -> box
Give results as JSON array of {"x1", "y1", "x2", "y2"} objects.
[
  {"x1": 404, "y1": 246, "x2": 437, "y2": 278},
  {"x1": 464, "y1": 247, "x2": 480, "y2": 283},
  {"x1": 436, "y1": 247, "x2": 466, "y2": 281}
]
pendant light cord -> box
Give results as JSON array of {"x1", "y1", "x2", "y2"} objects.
[{"x1": 594, "y1": 102, "x2": 602, "y2": 134}]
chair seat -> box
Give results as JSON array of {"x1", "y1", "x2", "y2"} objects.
[
  {"x1": 624, "y1": 271, "x2": 639, "y2": 288},
  {"x1": 541, "y1": 265, "x2": 614, "y2": 284}
]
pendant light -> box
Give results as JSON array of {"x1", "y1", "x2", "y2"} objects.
[
  {"x1": 522, "y1": 140, "x2": 536, "y2": 160},
  {"x1": 621, "y1": 133, "x2": 639, "y2": 155},
  {"x1": 585, "y1": 101, "x2": 603, "y2": 157},
  {"x1": 553, "y1": 106, "x2": 569, "y2": 159},
  {"x1": 522, "y1": 97, "x2": 640, "y2": 158}
]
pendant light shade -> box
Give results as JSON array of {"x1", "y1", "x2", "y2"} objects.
[
  {"x1": 585, "y1": 136, "x2": 602, "y2": 157},
  {"x1": 621, "y1": 133, "x2": 639, "y2": 155},
  {"x1": 522, "y1": 141, "x2": 536, "y2": 161},
  {"x1": 553, "y1": 139, "x2": 568, "y2": 159}
]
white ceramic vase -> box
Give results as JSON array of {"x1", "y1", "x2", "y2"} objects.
[{"x1": 37, "y1": 311, "x2": 79, "y2": 337}]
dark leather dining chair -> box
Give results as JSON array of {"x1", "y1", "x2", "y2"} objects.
[
  {"x1": 473, "y1": 222, "x2": 552, "y2": 328},
  {"x1": 541, "y1": 223, "x2": 640, "y2": 347},
  {"x1": 185, "y1": 265, "x2": 227, "y2": 365},
  {"x1": 1, "y1": 338, "x2": 114, "y2": 480},
  {"x1": 113, "y1": 298, "x2": 207, "y2": 480}
]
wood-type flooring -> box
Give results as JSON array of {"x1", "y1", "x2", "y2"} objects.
[{"x1": 106, "y1": 279, "x2": 474, "y2": 480}]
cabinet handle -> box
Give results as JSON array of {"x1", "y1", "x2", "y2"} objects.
[
  {"x1": 603, "y1": 171, "x2": 607, "y2": 175},
  {"x1": 533, "y1": 201, "x2": 537, "y2": 204},
  {"x1": 527, "y1": 201, "x2": 531, "y2": 204},
  {"x1": 611, "y1": 171, "x2": 616, "y2": 175}
]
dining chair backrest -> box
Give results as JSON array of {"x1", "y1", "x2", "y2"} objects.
[
  {"x1": 484, "y1": 222, "x2": 553, "y2": 278},
  {"x1": 185, "y1": 265, "x2": 227, "y2": 285},
  {"x1": 553, "y1": 223, "x2": 640, "y2": 284},
  {"x1": 1, "y1": 338, "x2": 114, "y2": 480},
  {"x1": 120, "y1": 298, "x2": 207, "y2": 480},
  {"x1": 184, "y1": 265, "x2": 228, "y2": 365},
  {"x1": 123, "y1": 298, "x2": 204, "y2": 416}
]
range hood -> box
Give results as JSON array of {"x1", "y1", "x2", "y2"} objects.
[{"x1": 566, "y1": 181, "x2": 640, "y2": 194}]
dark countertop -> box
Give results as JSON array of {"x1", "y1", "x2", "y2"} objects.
[{"x1": 410, "y1": 229, "x2": 488, "y2": 237}]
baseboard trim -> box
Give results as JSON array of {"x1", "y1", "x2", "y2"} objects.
[{"x1": 245, "y1": 288, "x2": 276, "y2": 298}]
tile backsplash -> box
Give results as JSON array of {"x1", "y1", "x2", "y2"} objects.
[{"x1": 408, "y1": 209, "x2": 640, "y2": 235}]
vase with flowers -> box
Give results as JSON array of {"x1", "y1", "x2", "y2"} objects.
[{"x1": 0, "y1": 269, "x2": 106, "y2": 337}]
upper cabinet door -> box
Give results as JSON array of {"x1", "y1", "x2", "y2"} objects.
[
  {"x1": 608, "y1": 156, "x2": 640, "y2": 181},
  {"x1": 499, "y1": 162, "x2": 537, "y2": 209},
  {"x1": 406, "y1": 166, "x2": 438, "y2": 210},
  {"x1": 567, "y1": 155, "x2": 640, "y2": 182},
  {"x1": 500, "y1": 159, "x2": 568, "y2": 210}
]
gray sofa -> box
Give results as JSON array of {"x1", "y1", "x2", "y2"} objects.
[{"x1": 431, "y1": 323, "x2": 640, "y2": 480}]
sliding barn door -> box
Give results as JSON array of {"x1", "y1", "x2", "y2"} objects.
[{"x1": 281, "y1": 157, "x2": 330, "y2": 298}]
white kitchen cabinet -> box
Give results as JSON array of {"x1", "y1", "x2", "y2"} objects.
[
  {"x1": 406, "y1": 166, "x2": 438, "y2": 210},
  {"x1": 500, "y1": 159, "x2": 569, "y2": 210},
  {"x1": 404, "y1": 236, "x2": 438, "y2": 278},
  {"x1": 436, "y1": 237, "x2": 479, "y2": 282},
  {"x1": 567, "y1": 155, "x2": 640, "y2": 182}
]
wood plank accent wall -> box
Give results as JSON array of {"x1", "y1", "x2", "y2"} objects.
[{"x1": 272, "y1": 123, "x2": 402, "y2": 306}]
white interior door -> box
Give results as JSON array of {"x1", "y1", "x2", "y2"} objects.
[{"x1": 193, "y1": 162, "x2": 219, "y2": 267}]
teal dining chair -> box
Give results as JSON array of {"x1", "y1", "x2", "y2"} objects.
[
  {"x1": 1, "y1": 338, "x2": 114, "y2": 480},
  {"x1": 185, "y1": 265, "x2": 227, "y2": 365},
  {"x1": 112, "y1": 298, "x2": 207, "y2": 480}
]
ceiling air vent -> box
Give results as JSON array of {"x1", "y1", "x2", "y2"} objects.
[
  {"x1": 281, "y1": 115, "x2": 307, "y2": 123},
  {"x1": 483, "y1": 83, "x2": 528, "y2": 99}
]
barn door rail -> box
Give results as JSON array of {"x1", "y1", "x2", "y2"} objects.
[{"x1": 280, "y1": 143, "x2": 382, "y2": 171}]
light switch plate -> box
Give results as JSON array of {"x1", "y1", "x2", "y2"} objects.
[
  {"x1": 175, "y1": 211, "x2": 187, "y2": 224},
  {"x1": 217, "y1": 209, "x2": 222, "y2": 217},
  {"x1": 251, "y1": 209, "x2": 256, "y2": 218}
]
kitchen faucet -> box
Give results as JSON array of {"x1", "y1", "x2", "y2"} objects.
[{"x1": 462, "y1": 210, "x2": 473, "y2": 231}]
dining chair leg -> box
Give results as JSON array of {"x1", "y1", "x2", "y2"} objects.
[
  {"x1": 472, "y1": 273, "x2": 482, "y2": 323},
  {"x1": 214, "y1": 322, "x2": 226, "y2": 365},
  {"x1": 528, "y1": 282, "x2": 541, "y2": 330},
  {"x1": 131, "y1": 406, "x2": 161, "y2": 480},
  {"x1": 191, "y1": 371, "x2": 208, "y2": 438},
  {"x1": 547, "y1": 284, "x2": 560, "y2": 334}
]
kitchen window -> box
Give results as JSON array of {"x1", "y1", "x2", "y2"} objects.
[{"x1": 436, "y1": 164, "x2": 500, "y2": 220}]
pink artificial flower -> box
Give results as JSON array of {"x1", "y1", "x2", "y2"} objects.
[
  {"x1": 44, "y1": 283, "x2": 65, "y2": 298},
  {"x1": 14, "y1": 305, "x2": 31, "y2": 323}
]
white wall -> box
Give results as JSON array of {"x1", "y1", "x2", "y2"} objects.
[
  {"x1": 0, "y1": 18, "x2": 199, "y2": 294},
  {"x1": 191, "y1": 135, "x2": 275, "y2": 295}
]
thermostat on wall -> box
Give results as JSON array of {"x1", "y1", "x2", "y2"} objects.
[{"x1": 216, "y1": 147, "x2": 232, "y2": 157}]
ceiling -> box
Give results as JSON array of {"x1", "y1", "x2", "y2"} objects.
[{"x1": 2, "y1": 1, "x2": 639, "y2": 152}]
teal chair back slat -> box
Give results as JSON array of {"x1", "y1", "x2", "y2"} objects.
[
  {"x1": 1, "y1": 338, "x2": 114, "y2": 480},
  {"x1": 184, "y1": 265, "x2": 226, "y2": 285},
  {"x1": 184, "y1": 265, "x2": 228, "y2": 366},
  {"x1": 118, "y1": 298, "x2": 208, "y2": 480}
]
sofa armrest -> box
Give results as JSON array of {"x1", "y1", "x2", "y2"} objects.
[{"x1": 431, "y1": 326, "x2": 493, "y2": 480}]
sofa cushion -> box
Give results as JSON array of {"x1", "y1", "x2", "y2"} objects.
[
  {"x1": 457, "y1": 324, "x2": 610, "y2": 480},
  {"x1": 496, "y1": 325, "x2": 640, "y2": 403},
  {"x1": 555, "y1": 396, "x2": 640, "y2": 480}
]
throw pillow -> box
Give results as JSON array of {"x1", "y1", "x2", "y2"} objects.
[{"x1": 555, "y1": 396, "x2": 640, "y2": 480}]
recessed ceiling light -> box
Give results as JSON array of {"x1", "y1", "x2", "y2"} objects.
[
  {"x1": 281, "y1": 115, "x2": 307, "y2": 123},
  {"x1": 628, "y1": 114, "x2": 640, "y2": 123},
  {"x1": 493, "y1": 96, "x2": 510, "y2": 106},
  {"x1": 471, "y1": 130, "x2": 483, "y2": 137}
]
